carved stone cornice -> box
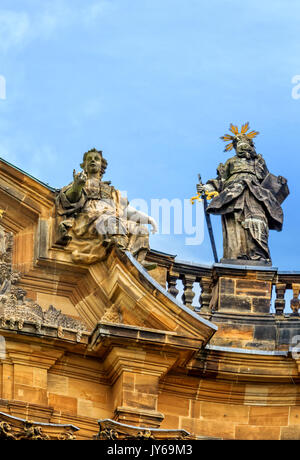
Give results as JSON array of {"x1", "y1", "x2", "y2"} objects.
[
  {"x1": 0, "y1": 411, "x2": 79, "y2": 440},
  {"x1": 191, "y1": 345, "x2": 296, "y2": 384},
  {"x1": 93, "y1": 418, "x2": 193, "y2": 440},
  {"x1": 89, "y1": 322, "x2": 206, "y2": 380}
]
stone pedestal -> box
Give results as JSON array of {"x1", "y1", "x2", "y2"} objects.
[{"x1": 211, "y1": 263, "x2": 277, "y2": 315}]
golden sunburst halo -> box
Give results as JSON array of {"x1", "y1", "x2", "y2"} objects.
[{"x1": 220, "y1": 122, "x2": 259, "y2": 152}]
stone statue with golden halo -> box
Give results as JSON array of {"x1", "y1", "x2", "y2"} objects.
[
  {"x1": 197, "y1": 123, "x2": 289, "y2": 265},
  {"x1": 56, "y1": 148, "x2": 157, "y2": 265}
]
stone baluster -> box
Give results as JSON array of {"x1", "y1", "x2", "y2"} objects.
[
  {"x1": 290, "y1": 283, "x2": 300, "y2": 316},
  {"x1": 199, "y1": 276, "x2": 213, "y2": 313},
  {"x1": 167, "y1": 270, "x2": 179, "y2": 299},
  {"x1": 274, "y1": 283, "x2": 286, "y2": 315},
  {"x1": 181, "y1": 274, "x2": 196, "y2": 309}
]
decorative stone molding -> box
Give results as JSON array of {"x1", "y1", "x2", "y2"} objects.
[
  {"x1": 0, "y1": 303, "x2": 89, "y2": 333},
  {"x1": 101, "y1": 304, "x2": 122, "y2": 323},
  {"x1": 93, "y1": 418, "x2": 193, "y2": 440},
  {"x1": 0, "y1": 411, "x2": 78, "y2": 440},
  {"x1": 0, "y1": 224, "x2": 90, "y2": 339}
]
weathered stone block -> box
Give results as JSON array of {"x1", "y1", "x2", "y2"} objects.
[
  {"x1": 220, "y1": 278, "x2": 235, "y2": 294},
  {"x1": 123, "y1": 390, "x2": 157, "y2": 411},
  {"x1": 253, "y1": 325, "x2": 276, "y2": 341},
  {"x1": 189, "y1": 400, "x2": 201, "y2": 419},
  {"x1": 252, "y1": 297, "x2": 271, "y2": 313},
  {"x1": 47, "y1": 374, "x2": 69, "y2": 394},
  {"x1": 134, "y1": 374, "x2": 158, "y2": 395},
  {"x1": 200, "y1": 401, "x2": 249, "y2": 424},
  {"x1": 159, "y1": 413, "x2": 180, "y2": 429},
  {"x1": 236, "y1": 280, "x2": 271, "y2": 296},
  {"x1": 235, "y1": 425, "x2": 280, "y2": 440},
  {"x1": 248, "y1": 406, "x2": 289, "y2": 426},
  {"x1": 181, "y1": 417, "x2": 235, "y2": 439},
  {"x1": 14, "y1": 385, "x2": 48, "y2": 405},
  {"x1": 281, "y1": 425, "x2": 300, "y2": 440},
  {"x1": 215, "y1": 324, "x2": 254, "y2": 342},
  {"x1": 288, "y1": 406, "x2": 300, "y2": 425},
  {"x1": 48, "y1": 393, "x2": 77, "y2": 415},
  {"x1": 219, "y1": 294, "x2": 251, "y2": 312},
  {"x1": 157, "y1": 394, "x2": 190, "y2": 417}
]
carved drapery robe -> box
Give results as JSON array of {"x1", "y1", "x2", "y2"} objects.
[
  {"x1": 206, "y1": 154, "x2": 285, "y2": 263},
  {"x1": 56, "y1": 178, "x2": 150, "y2": 264}
]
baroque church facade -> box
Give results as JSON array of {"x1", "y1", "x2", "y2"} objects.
[{"x1": 0, "y1": 151, "x2": 299, "y2": 441}]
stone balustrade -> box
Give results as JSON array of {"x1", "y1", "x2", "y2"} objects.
[{"x1": 146, "y1": 249, "x2": 300, "y2": 317}]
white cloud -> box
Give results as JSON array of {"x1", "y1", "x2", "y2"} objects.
[
  {"x1": 83, "y1": 1, "x2": 116, "y2": 25},
  {"x1": 0, "y1": 1, "x2": 116, "y2": 52},
  {"x1": 0, "y1": 10, "x2": 30, "y2": 52}
]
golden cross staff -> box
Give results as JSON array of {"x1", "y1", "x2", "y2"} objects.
[{"x1": 190, "y1": 174, "x2": 219, "y2": 263}]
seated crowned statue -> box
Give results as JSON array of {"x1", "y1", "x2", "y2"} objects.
[{"x1": 56, "y1": 148, "x2": 157, "y2": 265}]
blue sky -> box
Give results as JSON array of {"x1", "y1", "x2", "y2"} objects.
[{"x1": 0, "y1": 0, "x2": 299, "y2": 269}]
